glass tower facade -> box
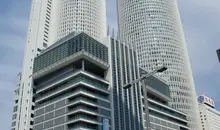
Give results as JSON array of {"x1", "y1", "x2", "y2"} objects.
[
  {"x1": 104, "y1": 37, "x2": 144, "y2": 130},
  {"x1": 117, "y1": 0, "x2": 201, "y2": 129},
  {"x1": 51, "y1": 0, "x2": 106, "y2": 42}
]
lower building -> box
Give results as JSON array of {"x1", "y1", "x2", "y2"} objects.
[
  {"x1": 197, "y1": 95, "x2": 220, "y2": 130},
  {"x1": 32, "y1": 32, "x2": 111, "y2": 130},
  {"x1": 141, "y1": 69, "x2": 189, "y2": 130},
  {"x1": 32, "y1": 32, "x2": 143, "y2": 130}
]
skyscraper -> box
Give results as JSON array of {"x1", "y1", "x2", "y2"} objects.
[
  {"x1": 50, "y1": 0, "x2": 107, "y2": 42},
  {"x1": 11, "y1": 0, "x2": 106, "y2": 130},
  {"x1": 104, "y1": 36, "x2": 144, "y2": 130},
  {"x1": 117, "y1": 0, "x2": 201, "y2": 129}
]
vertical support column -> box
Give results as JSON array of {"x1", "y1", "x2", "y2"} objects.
[
  {"x1": 82, "y1": 60, "x2": 85, "y2": 71},
  {"x1": 64, "y1": 124, "x2": 67, "y2": 130},
  {"x1": 141, "y1": 79, "x2": 151, "y2": 130}
]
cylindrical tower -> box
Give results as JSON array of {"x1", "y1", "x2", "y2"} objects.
[
  {"x1": 117, "y1": 0, "x2": 201, "y2": 129},
  {"x1": 51, "y1": 0, "x2": 107, "y2": 42}
]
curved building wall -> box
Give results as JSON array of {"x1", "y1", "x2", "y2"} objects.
[
  {"x1": 117, "y1": 0, "x2": 201, "y2": 129},
  {"x1": 51, "y1": 0, "x2": 107, "y2": 43}
]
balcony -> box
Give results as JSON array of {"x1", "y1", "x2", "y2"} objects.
[
  {"x1": 36, "y1": 85, "x2": 109, "y2": 105},
  {"x1": 35, "y1": 75, "x2": 109, "y2": 103},
  {"x1": 67, "y1": 114, "x2": 100, "y2": 125},
  {"x1": 68, "y1": 105, "x2": 98, "y2": 116},
  {"x1": 36, "y1": 70, "x2": 109, "y2": 94},
  {"x1": 36, "y1": 68, "x2": 74, "y2": 92},
  {"x1": 68, "y1": 122, "x2": 98, "y2": 130},
  {"x1": 148, "y1": 99, "x2": 187, "y2": 120},
  {"x1": 68, "y1": 97, "x2": 97, "y2": 106}
]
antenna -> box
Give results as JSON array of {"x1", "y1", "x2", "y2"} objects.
[
  {"x1": 107, "y1": 25, "x2": 110, "y2": 36},
  {"x1": 112, "y1": 28, "x2": 115, "y2": 38}
]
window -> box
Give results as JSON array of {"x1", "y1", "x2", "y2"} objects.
[
  {"x1": 30, "y1": 121, "x2": 34, "y2": 125},
  {"x1": 11, "y1": 121, "x2": 16, "y2": 127},
  {"x1": 13, "y1": 106, "x2": 18, "y2": 112},
  {"x1": 37, "y1": 48, "x2": 42, "y2": 52},
  {"x1": 43, "y1": 43, "x2": 48, "y2": 48},
  {"x1": 31, "y1": 105, "x2": 34, "y2": 110},
  {"x1": 12, "y1": 114, "x2": 17, "y2": 120},
  {"x1": 43, "y1": 38, "x2": 48, "y2": 42}
]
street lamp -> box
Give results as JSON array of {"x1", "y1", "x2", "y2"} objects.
[
  {"x1": 123, "y1": 66, "x2": 167, "y2": 89},
  {"x1": 123, "y1": 66, "x2": 167, "y2": 130}
]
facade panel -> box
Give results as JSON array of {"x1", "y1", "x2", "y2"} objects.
[{"x1": 104, "y1": 37, "x2": 144, "y2": 130}]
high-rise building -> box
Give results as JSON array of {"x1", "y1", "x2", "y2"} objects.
[
  {"x1": 11, "y1": 1, "x2": 55, "y2": 129},
  {"x1": 104, "y1": 35, "x2": 144, "y2": 130},
  {"x1": 31, "y1": 32, "x2": 144, "y2": 130},
  {"x1": 197, "y1": 95, "x2": 220, "y2": 130},
  {"x1": 116, "y1": 0, "x2": 201, "y2": 129},
  {"x1": 11, "y1": 0, "x2": 106, "y2": 130},
  {"x1": 32, "y1": 33, "x2": 111, "y2": 130},
  {"x1": 50, "y1": 0, "x2": 107, "y2": 42}
]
